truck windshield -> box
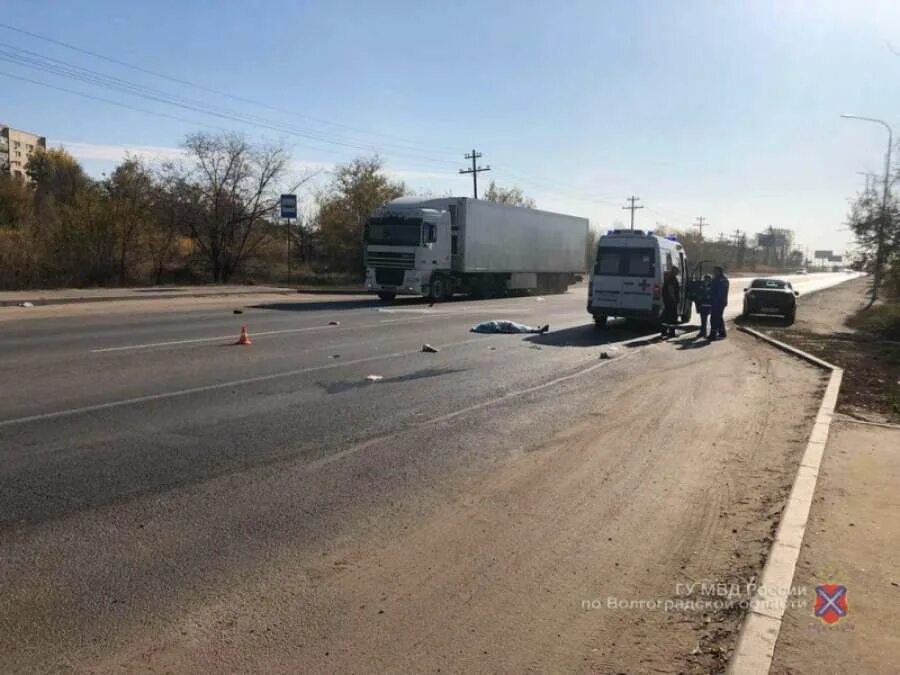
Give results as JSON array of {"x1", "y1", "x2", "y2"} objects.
[
  {"x1": 594, "y1": 247, "x2": 656, "y2": 276},
  {"x1": 366, "y1": 216, "x2": 422, "y2": 246}
]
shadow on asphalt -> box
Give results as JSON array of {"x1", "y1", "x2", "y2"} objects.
[
  {"x1": 675, "y1": 335, "x2": 712, "y2": 350},
  {"x1": 734, "y1": 315, "x2": 793, "y2": 330},
  {"x1": 524, "y1": 322, "x2": 648, "y2": 348},
  {"x1": 247, "y1": 294, "x2": 490, "y2": 314},
  {"x1": 247, "y1": 299, "x2": 380, "y2": 313},
  {"x1": 316, "y1": 367, "x2": 467, "y2": 394}
]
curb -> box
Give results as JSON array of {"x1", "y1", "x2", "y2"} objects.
[
  {"x1": 727, "y1": 326, "x2": 843, "y2": 675},
  {"x1": 0, "y1": 287, "x2": 369, "y2": 308}
]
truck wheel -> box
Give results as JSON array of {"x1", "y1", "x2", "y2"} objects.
[
  {"x1": 430, "y1": 276, "x2": 448, "y2": 302},
  {"x1": 377, "y1": 292, "x2": 396, "y2": 302},
  {"x1": 593, "y1": 314, "x2": 607, "y2": 328}
]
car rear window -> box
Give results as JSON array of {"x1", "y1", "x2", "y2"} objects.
[{"x1": 751, "y1": 279, "x2": 786, "y2": 289}]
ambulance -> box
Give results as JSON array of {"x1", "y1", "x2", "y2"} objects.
[{"x1": 587, "y1": 230, "x2": 692, "y2": 327}]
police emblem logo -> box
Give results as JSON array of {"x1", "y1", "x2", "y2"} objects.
[{"x1": 814, "y1": 584, "x2": 848, "y2": 625}]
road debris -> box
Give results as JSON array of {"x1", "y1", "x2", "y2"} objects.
[
  {"x1": 233, "y1": 309, "x2": 243, "y2": 314},
  {"x1": 329, "y1": 354, "x2": 341, "y2": 359},
  {"x1": 18, "y1": 301, "x2": 34, "y2": 308},
  {"x1": 421, "y1": 344, "x2": 439, "y2": 353},
  {"x1": 365, "y1": 374, "x2": 383, "y2": 382},
  {"x1": 328, "y1": 320, "x2": 340, "y2": 326},
  {"x1": 471, "y1": 320, "x2": 549, "y2": 335},
  {"x1": 599, "y1": 351, "x2": 611, "y2": 359},
  {"x1": 534, "y1": 296, "x2": 545, "y2": 302}
]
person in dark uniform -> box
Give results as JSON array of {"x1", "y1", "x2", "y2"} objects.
[
  {"x1": 694, "y1": 273, "x2": 712, "y2": 338},
  {"x1": 709, "y1": 266, "x2": 730, "y2": 339},
  {"x1": 660, "y1": 267, "x2": 680, "y2": 338}
]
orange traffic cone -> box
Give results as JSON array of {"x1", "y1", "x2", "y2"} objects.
[{"x1": 236, "y1": 325, "x2": 252, "y2": 345}]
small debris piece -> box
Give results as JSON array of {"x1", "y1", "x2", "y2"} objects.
[
  {"x1": 599, "y1": 352, "x2": 610, "y2": 360},
  {"x1": 534, "y1": 296, "x2": 545, "y2": 302},
  {"x1": 328, "y1": 320, "x2": 340, "y2": 326},
  {"x1": 19, "y1": 301, "x2": 34, "y2": 308},
  {"x1": 365, "y1": 375, "x2": 383, "y2": 382},
  {"x1": 422, "y1": 344, "x2": 439, "y2": 353},
  {"x1": 233, "y1": 309, "x2": 243, "y2": 314},
  {"x1": 329, "y1": 354, "x2": 341, "y2": 359}
]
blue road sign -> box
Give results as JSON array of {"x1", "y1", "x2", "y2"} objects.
[{"x1": 280, "y1": 193, "x2": 298, "y2": 219}]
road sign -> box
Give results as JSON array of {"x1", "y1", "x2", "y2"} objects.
[
  {"x1": 814, "y1": 250, "x2": 832, "y2": 259},
  {"x1": 280, "y1": 194, "x2": 297, "y2": 220}
]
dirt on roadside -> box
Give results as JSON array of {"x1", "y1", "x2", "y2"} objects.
[
  {"x1": 746, "y1": 277, "x2": 900, "y2": 423},
  {"x1": 12, "y1": 332, "x2": 826, "y2": 675}
]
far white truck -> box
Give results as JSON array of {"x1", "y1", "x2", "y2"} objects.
[{"x1": 364, "y1": 197, "x2": 588, "y2": 301}]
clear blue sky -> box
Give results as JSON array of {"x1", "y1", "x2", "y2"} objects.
[{"x1": 4, "y1": 0, "x2": 900, "y2": 254}]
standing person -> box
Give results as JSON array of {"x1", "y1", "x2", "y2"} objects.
[
  {"x1": 709, "y1": 265, "x2": 730, "y2": 339},
  {"x1": 660, "y1": 267, "x2": 680, "y2": 338},
  {"x1": 694, "y1": 273, "x2": 712, "y2": 338}
]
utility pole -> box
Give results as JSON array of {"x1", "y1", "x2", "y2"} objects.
[
  {"x1": 622, "y1": 196, "x2": 643, "y2": 230},
  {"x1": 694, "y1": 216, "x2": 707, "y2": 239},
  {"x1": 458, "y1": 149, "x2": 491, "y2": 199},
  {"x1": 733, "y1": 229, "x2": 745, "y2": 269}
]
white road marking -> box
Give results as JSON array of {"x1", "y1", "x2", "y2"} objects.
[
  {"x1": 1, "y1": 325, "x2": 659, "y2": 429},
  {"x1": 89, "y1": 317, "x2": 427, "y2": 353},
  {"x1": 0, "y1": 337, "x2": 486, "y2": 428},
  {"x1": 90, "y1": 325, "x2": 335, "y2": 352}
]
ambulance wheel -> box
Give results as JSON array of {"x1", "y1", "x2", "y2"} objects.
[
  {"x1": 377, "y1": 292, "x2": 396, "y2": 302},
  {"x1": 593, "y1": 314, "x2": 607, "y2": 327}
]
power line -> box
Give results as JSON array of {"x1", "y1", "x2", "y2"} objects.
[
  {"x1": 0, "y1": 21, "x2": 459, "y2": 156},
  {"x1": 459, "y1": 149, "x2": 491, "y2": 199},
  {"x1": 0, "y1": 44, "x2": 464, "y2": 170},
  {"x1": 0, "y1": 70, "x2": 467, "y2": 181},
  {"x1": 622, "y1": 196, "x2": 643, "y2": 230},
  {"x1": 0, "y1": 23, "x2": 718, "y2": 223},
  {"x1": 694, "y1": 216, "x2": 707, "y2": 239}
]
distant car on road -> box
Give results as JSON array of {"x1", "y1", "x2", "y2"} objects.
[{"x1": 742, "y1": 278, "x2": 799, "y2": 323}]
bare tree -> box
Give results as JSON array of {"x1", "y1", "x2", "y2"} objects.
[
  {"x1": 315, "y1": 156, "x2": 406, "y2": 274},
  {"x1": 180, "y1": 132, "x2": 290, "y2": 282},
  {"x1": 143, "y1": 163, "x2": 192, "y2": 285},
  {"x1": 107, "y1": 156, "x2": 154, "y2": 284},
  {"x1": 482, "y1": 180, "x2": 536, "y2": 208}
]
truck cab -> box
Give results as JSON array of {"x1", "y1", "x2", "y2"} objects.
[
  {"x1": 365, "y1": 199, "x2": 452, "y2": 301},
  {"x1": 587, "y1": 230, "x2": 691, "y2": 326}
]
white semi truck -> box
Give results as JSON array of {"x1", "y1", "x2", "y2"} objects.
[{"x1": 364, "y1": 197, "x2": 588, "y2": 301}]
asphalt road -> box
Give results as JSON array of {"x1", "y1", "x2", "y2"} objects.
[{"x1": 0, "y1": 272, "x2": 856, "y2": 671}]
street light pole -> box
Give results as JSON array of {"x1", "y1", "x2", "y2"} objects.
[{"x1": 841, "y1": 113, "x2": 893, "y2": 306}]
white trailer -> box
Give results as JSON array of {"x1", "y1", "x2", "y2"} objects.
[{"x1": 364, "y1": 197, "x2": 588, "y2": 301}]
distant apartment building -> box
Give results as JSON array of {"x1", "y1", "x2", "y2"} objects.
[{"x1": 0, "y1": 124, "x2": 47, "y2": 180}]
